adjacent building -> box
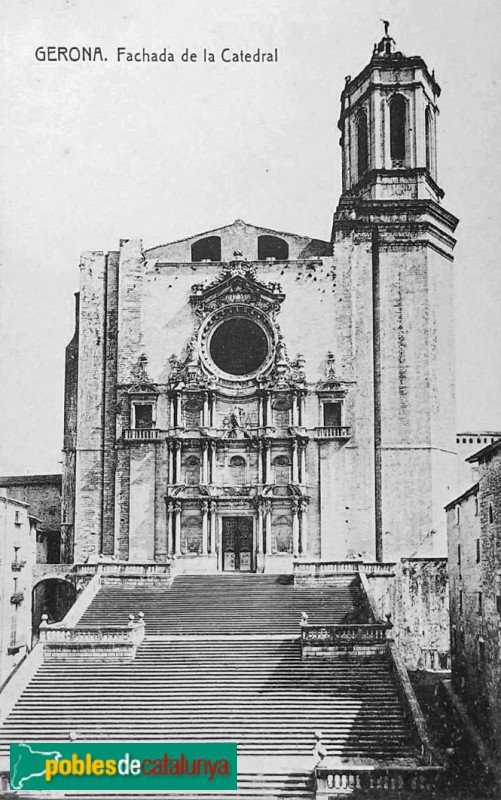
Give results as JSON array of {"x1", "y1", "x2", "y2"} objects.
[
  {"x1": 0, "y1": 492, "x2": 37, "y2": 683},
  {"x1": 446, "y1": 438, "x2": 501, "y2": 770}
]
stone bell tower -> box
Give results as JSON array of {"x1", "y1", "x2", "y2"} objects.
[{"x1": 331, "y1": 25, "x2": 459, "y2": 560}]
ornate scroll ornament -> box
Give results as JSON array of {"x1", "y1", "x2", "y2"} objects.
[{"x1": 190, "y1": 261, "x2": 285, "y2": 319}]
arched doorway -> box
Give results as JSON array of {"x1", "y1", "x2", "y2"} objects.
[{"x1": 32, "y1": 578, "x2": 76, "y2": 633}]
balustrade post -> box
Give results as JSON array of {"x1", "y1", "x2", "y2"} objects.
[
  {"x1": 292, "y1": 499, "x2": 299, "y2": 557},
  {"x1": 201, "y1": 501, "x2": 208, "y2": 555}
]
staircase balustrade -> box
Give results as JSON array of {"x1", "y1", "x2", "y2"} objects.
[
  {"x1": 39, "y1": 613, "x2": 145, "y2": 661},
  {"x1": 315, "y1": 765, "x2": 443, "y2": 797},
  {"x1": 301, "y1": 622, "x2": 390, "y2": 648},
  {"x1": 294, "y1": 561, "x2": 396, "y2": 577}
]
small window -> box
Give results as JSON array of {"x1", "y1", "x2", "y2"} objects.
[
  {"x1": 489, "y1": 504, "x2": 494, "y2": 524},
  {"x1": 390, "y1": 95, "x2": 406, "y2": 162},
  {"x1": 257, "y1": 235, "x2": 289, "y2": 261},
  {"x1": 456, "y1": 506, "x2": 460, "y2": 524},
  {"x1": 191, "y1": 236, "x2": 221, "y2": 262},
  {"x1": 357, "y1": 110, "x2": 369, "y2": 178},
  {"x1": 478, "y1": 639, "x2": 485, "y2": 669},
  {"x1": 459, "y1": 590, "x2": 463, "y2": 614},
  {"x1": 496, "y1": 595, "x2": 501, "y2": 616},
  {"x1": 14, "y1": 510, "x2": 21, "y2": 525},
  {"x1": 478, "y1": 592, "x2": 483, "y2": 616},
  {"x1": 476, "y1": 539, "x2": 481, "y2": 563},
  {"x1": 323, "y1": 402, "x2": 342, "y2": 427},
  {"x1": 474, "y1": 497, "x2": 479, "y2": 516},
  {"x1": 457, "y1": 544, "x2": 461, "y2": 567},
  {"x1": 133, "y1": 404, "x2": 154, "y2": 429}
]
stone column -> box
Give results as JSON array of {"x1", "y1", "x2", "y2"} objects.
[
  {"x1": 257, "y1": 441, "x2": 263, "y2": 484},
  {"x1": 176, "y1": 395, "x2": 182, "y2": 427},
  {"x1": 291, "y1": 440, "x2": 298, "y2": 483},
  {"x1": 209, "y1": 502, "x2": 216, "y2": 554},
  {"x1": 201, "y1": 441, "x2": 209, "y2": 483},
  {"x1": 292, "y1": 394, "x2": 298, "y2": 426},
  {"x1": 300, "y1": 443, "x2": 307, "y2": 484},
  {"x1": 257, "y1": 503, "x2": 264, "y2": 554},
  {"x1": 203, "y1": 395, "x2": 209, "y2": 427},
  {"x1": 201, "y1": 500, "x2": 208, "y2": 555},
  {"x1": 264, "y1": 500, "x2": 272, "y2": 555},
  {"x1": 175, "y1": 441, "x2": 182, "y2": 484},
  {"x1": 174, "y1": 504, "x2": 181, "y2": 555},
  {"x1": 300, "y1": 499, "x2": 308, "y2": 556},
  {"x1": 210, "y1": 443, "x2": 216, "y2": 484},
  {"x1": 265, "y1": 442, "x2": 271, "y2": 484},
  {"x1": 169, "y1": 396, "x2": 175, "y2": 429},
  {"x1": 292, "y1": 499, "x2": 299, "y2": 557},
  {"x1": 167, "y1": 442, "x2": 173, "y2": 485},
  {"x1": 166, "y1": 502, "x2": 174, "y2": 555},
  {"x1": 265, "y1": 393, "x2": 272, "y2": 427},
  {"x1": 298, "y1": 393, "x2": 304, "y2": 427}
]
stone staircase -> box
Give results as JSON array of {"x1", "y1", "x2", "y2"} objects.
[
  {"x1": 0, "y1": 573, "x2": 430, "y2": 798},
  {"x1": 76, "y1": 574, "x2": 370, "y2": 635}
]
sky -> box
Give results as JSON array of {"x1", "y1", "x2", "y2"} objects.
[{"x1": 1, "y1": 0, "x2": 500, "y2": 475}]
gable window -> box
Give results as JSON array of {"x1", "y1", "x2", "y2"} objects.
[
  {"x1": 390, "y1": 94, "x2": 406, "y2": 163},
  {"x1": 257, "y1": 235, "x2": 289, "y2": 261},
  {"x1": 191, "y1": 236, "x2": 222, "y2": 262},
  {"x1": 357, "y1": 109, "x2": 369, "y2": 178}
]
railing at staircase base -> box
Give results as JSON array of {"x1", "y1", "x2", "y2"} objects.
[{"x1": 315, "y1": 765, "x2": 444, "y2": 797}]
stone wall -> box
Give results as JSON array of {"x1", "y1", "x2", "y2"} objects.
[{"x1": 366, "y1": 558, "x2": 450, "y2": 671}]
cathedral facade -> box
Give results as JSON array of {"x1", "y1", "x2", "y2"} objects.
[{"x1": 62, "y1": 31, "x2": 458, "y2": 573}]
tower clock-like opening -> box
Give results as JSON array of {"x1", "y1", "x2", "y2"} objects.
[{"x1": 209, "y1": 317, "x2": 268, "y2": 375}]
